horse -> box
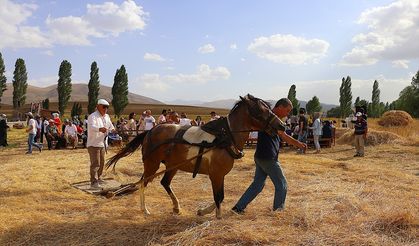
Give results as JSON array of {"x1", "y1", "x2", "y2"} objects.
[{"x1": 106, "y1": 94, "x2": 286, "y2": 219}]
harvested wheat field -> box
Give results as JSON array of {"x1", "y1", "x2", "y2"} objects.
[{"x1": 0, "y1": 125, "x2": 418, "y2": 246}]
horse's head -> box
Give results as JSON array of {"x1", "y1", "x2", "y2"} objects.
[{"x1": 238, "y1": 94, "x2": 286, "y2": 135}]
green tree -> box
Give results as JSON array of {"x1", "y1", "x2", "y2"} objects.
[
  {"x1": 12, "y1": 58, "x2": 28, "y2": 109},
  {"x1": 371, "y1": 80, "x2": 380, "y2": 117},
  {"x1": 327, "y1": 106, "x2": 341, "y2": 118},
  {"x1": 57, "y1": 60, "x2": 72, "y2": 115},
  {"x1": 112, "y1": 65, "x2": 129, "y2": 117},
  {"x1": 42, "y1": 98, "x2": 50, "y2": 110},
  {"x1": 71, "y1": 102, "x2": 83, "y2": 118},
  {"x1": 339, "y1": 76, "x2": 352, "y2": 118},
  {"x1": 354, "y1": 96, "x2": 360, "y2": 106},
  {"x1": 88, "y1": 61, "x2": 100, "y2": 114},
  {"x1": 393, "y1": 70, "x2": 419, "y2": 117},
  {"x1": 287, "y1": 84, "x2": 300, "y2": 115},
  {"x1": 306, "y1": 96, "x2": 322, "y2": 115},
  {"x1": 0, "y1": 52, "x2": 7, "y2": 106}
]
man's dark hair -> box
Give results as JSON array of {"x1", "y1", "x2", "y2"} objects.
[
  {"x1": 274, "y1": 98, "x2": 292, "y2": 108},
  {"x1": 299, "y1": 108, "x2": 306, "y2": 114}
]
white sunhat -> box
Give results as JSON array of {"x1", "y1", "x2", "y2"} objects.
[
  {"x1": 26, "y1": 112, "x2": 33, "y2": 117},
  {"x1": 355, "y1": 112, "x2": 363, "y2": 117},
  {"x1": 97, "y1": 99, "x2": 110, "y2": 106}
]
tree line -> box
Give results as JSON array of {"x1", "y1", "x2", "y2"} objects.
[
  {"x1": 287, "y1": 72, "x2": 419, "y2": 118},
  {"x1": 0, "y1": 52, "x2": 129, "y2": 118},
  {"x1": 0, "y1": 51, "x2": 418, "y2": 118}
]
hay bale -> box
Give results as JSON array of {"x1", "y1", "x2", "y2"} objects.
[
  {"x1": 336, "y1": 128, "x2": 403, "y2": 146},
  {"x1": 377, "y1": 110, "x2": 413, "y2": 127}
]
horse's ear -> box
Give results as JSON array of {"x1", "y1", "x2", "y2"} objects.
[{"x1": 239, "y1": 96, "x2": 245, "y2": 101}]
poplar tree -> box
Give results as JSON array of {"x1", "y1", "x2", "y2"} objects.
[
  {"x1": 88, "y1": 61, "x2": 100, "y2": 114},
  {"x1": 371, "y1": 80, "x2": 380, "y2": 117},
  {"x1": 112, "y1": 65, "x2": 129, "y2": 117},
  {"x1": 57, "y1": 60, "x2": 72, "y2": 115},
  {"x1": 306, "y1": 96, "x2": 322, "y2": 115},
  {"x1": 354, "y1": 96, "x2": 360, "y2": 106},
  {"x1": 339, "y1": 76, "x2": 352, "y2": 118},
  {"x1": 71, "y1": 102, "x2": 82, "y2": 118},
  {"x1": 42, "y1": 98, "x2": 50, "y2": 110},
  {"x1": 0, "y1": 52, "x2": 7, "y2": 106},
  {"x1": 287, "y1": 84, "x2": 300, "y2": 115},
  {"x1": 12, "y1": 58, "x2": 28, "y2": 109}
]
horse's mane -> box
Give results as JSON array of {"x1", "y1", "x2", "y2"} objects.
[{"x1": 229, "y1": 94, "x2": 272, "y2": 115}]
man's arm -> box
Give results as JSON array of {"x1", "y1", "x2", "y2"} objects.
[{"x1": 278, "y1": 131, "x2": 307, "y2": 150}]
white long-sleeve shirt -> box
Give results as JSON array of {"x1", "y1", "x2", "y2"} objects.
[{"x1": 87, "y1": 110, "x2": 115, "y2": 147}]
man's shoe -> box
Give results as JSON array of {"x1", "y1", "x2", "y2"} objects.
[
  {"x1": 39, "y1": 145, "x2": 43, "y2": 152},
  {"x1": 231, "y1": 206, "x2": 245, "y2": 215},
  {"x1": 98, "y1": 179, "x2": 106, "y2": 184},
  {"x1": 25, "y1": 151, "x2": 32, "y2": 154},
  {"x1": 353, "y1": 153, "x2": 359, "y2": 157}
]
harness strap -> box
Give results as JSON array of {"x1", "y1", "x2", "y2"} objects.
[{"x1": 193, "y1": 143, "x2": 207, "y2": 178}]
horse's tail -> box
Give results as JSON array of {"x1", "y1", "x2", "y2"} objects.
[{"x1": 106, "y1": 131, "x2": 148, "y2": 170}]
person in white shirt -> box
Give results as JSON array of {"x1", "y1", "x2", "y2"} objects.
[
  {"x1": 144, "y1": 110, "x2": 156, "y2": 131},
  {"x1": 179, "y1": 112, "x2": 192, "y2": 126},
  {"x1": 308, "y1": 112, "x2": 323, "y2": 153},
  {"x1": 87, "y1": 99, "x2": 115, "y2": 188},
  {"x1": 158, "y1": 109, "x2": 167, "y2": 124},
  {"x1": 65, "y1": 120, "x2": 78, "y2": 149},
  {"x1": 25, "y1": 112, "x2": 42, "y2": 154},
  {"x1": 209, "y1": 111, "x2": 220, "y2": 121}
]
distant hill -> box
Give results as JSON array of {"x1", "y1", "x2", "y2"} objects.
[{"x1": 1, "y1": 83, "x2": 163, "y2": 105}]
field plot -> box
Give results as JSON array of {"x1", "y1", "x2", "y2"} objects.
[{"x1": 0, "y1": 127, "x2": 418, "y2": 245}]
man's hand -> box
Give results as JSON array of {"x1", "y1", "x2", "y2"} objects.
[{"x1": 99, "y1": 127, "x2": 107, "y2": 133}]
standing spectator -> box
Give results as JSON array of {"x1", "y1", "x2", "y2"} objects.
[
  {"x1": 144, "y1": 110, "x2": 156, "y2": 130},
  {"x1": 0, "y1": 114, "x2": 9, "y2": 147},
  {"x1": 138, "y1": 112, "x2": 146, "y2": 132},
  {"x1": 308, "y1": 112, "x2": 322, "y2": 153},
  {"x1": 87, "y1": 99, "x2": 115, "y2": 188},
  {"x1": 158, "y1": 109, "x2": 167, "y2": 124},
  {"x1": 353, "y1": 112, "x2": 368, "y2": 157},
  {"x1": 25, "y1": 112, "x2": 43, "y2": 154},
  {"x1": 128, "y1": 112, "x2": 137, "y2": 135},
  {"x1": 65, "y1": 120, "x2": 78, "y2": 149},
  {"x1": 179, "y1": 112, "x2": 192, "y2": 126},
  {"x1": 42, "y1": 117, "x2": 49, "y2": 144},
  {"x1": 297, "y1": 108, "x2": 308, "y2": 154},
  {"x1": 35, "y1": 115, "x2": 42, "y2": 143}
]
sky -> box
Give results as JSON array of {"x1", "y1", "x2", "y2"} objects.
[{"x1": 1, "y1": 0, "x2": 418, "y2": 105}]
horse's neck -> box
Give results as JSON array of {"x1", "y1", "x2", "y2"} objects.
[{"x1": 227, "y1": 110, "x2": 253, "y2": 149}]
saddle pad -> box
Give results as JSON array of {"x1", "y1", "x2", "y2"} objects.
[{"x1": 183, "y1": 126, "x2": 216, "y2": 144}]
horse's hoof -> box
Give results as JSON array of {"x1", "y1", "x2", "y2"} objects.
[
  {"x1": 197, "y1": 209, "x2": 204, "y2": 216},
  {"x1": 142, "y1": 209, "x2": 151, "y2": 215}
]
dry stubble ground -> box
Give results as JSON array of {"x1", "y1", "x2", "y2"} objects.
[{"x1": 0, "y1": 126, "x2": 418, "y2": 246}]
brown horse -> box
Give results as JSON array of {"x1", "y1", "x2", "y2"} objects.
[{"x1": 106, "y1": 94, "x2": 285, "y2": 218}]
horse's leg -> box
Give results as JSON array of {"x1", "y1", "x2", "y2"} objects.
[
  {"x1": 210, "y1": 175, "x2": 225, "y2": 219},
  {"x1": 160, "y1": 170, "x2": 181, "y2": 214},
  {"x1": 139, "y1": 159, "x2": 161, "y2": 215},
  {"x1": 139, "y1": 180, "x2": 150, "y2": 215}
]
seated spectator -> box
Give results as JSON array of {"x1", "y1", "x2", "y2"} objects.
[
  {"x1": 322, "y1": 120, "x2": 333, "y2": 138},
  {"x1": 179, "y1": 112, "x2": 192, "y2": 126},
  {"x1": 192, "y1": 115, "x2": 205, "y2": 126},
  {"x1": 76, "y1": 123, "x2": 87, "y2": 148},
  {"x1": 45, "y1": 119, "x2": 59, "y2": 150},
  {"x1": 209, "y1": 111, "x2": 220, "y2": 121},
  {"x1": 0, "y1": 114, "x2": 9, "y2": 147},
  {"x1": 168, "y1": 111, "x2": 180, "y2": 124},
  {"x1": 64, "y1": 120, "x2": 78, "y2": 149}
]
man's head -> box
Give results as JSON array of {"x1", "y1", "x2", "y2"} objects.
[
  {"x1": 96, "y1": 99, "x2": 110, "y2": 115},
  {"x1": 299, "y1": 108, "x2": 306, "y2": 115},
  {"x1": 26, "y1": 112, "x2": 33, "y2": 119},
  {"x1": 272, "y1": 98, "x2": 293, "y2": 118},
  {"x1": 356, "y1": 112, "x2": 363, "y2": 120},
  {"x1": 145, "y1": 110, "x2": 151, "y2": 116}
]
